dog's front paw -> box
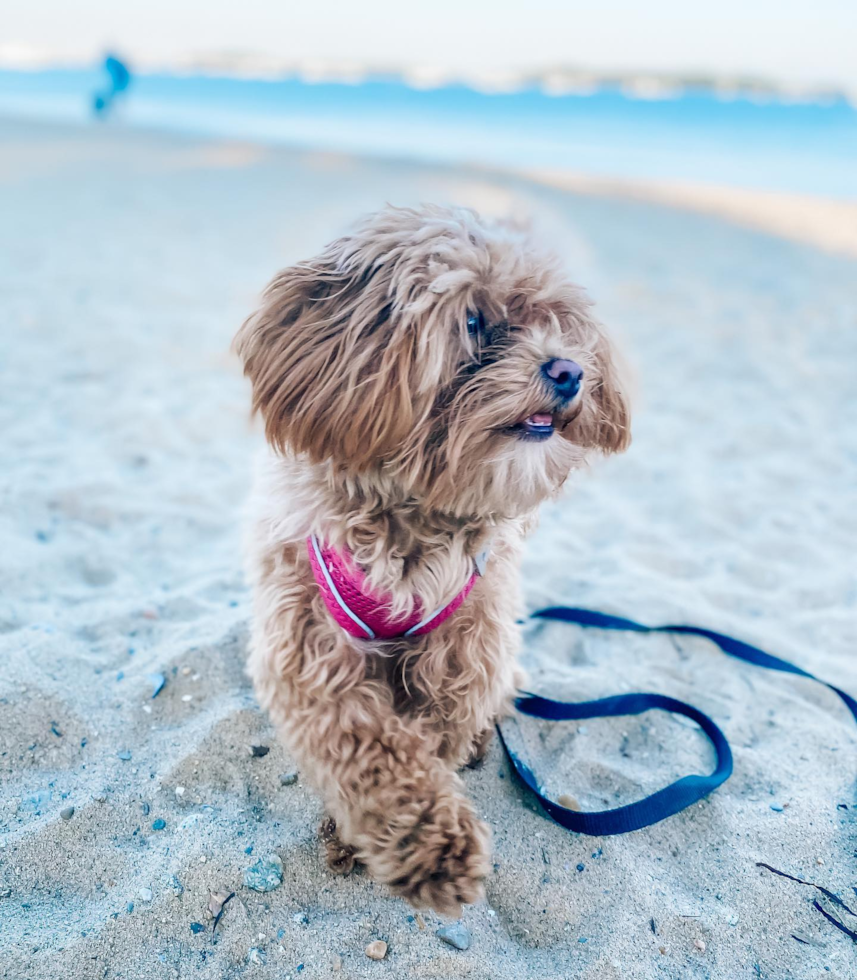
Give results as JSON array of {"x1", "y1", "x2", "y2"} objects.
[{"x1": 385, "y1": 792, "x2": 491, "y2": 916}]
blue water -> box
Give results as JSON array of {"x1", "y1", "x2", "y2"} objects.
[{"x1": 2, "y1": 68, "x2": 856, "y2": 198}]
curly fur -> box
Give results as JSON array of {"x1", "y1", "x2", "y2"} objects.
[{"x1": 235, "y1": 204, "x2": 630, "y2": 914}]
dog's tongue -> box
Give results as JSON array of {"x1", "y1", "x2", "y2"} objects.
[{"x1": 526, "y1": 413, "x2": 553, "y2": 426}]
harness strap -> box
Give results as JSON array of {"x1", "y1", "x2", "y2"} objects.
[
  {"x1": 307, "y1": 534, "x2": 485, "y2": 641},
  {"x1": 498, "y1": 606, "x2": 856, "y2": 836}
]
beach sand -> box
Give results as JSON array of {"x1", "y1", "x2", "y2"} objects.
[
  {"x1": 1, "y1": 117, "x2": 855, "y2": 979},
  {"x1": 524, "y1": 169, "x2": 857, "y2": 261}
]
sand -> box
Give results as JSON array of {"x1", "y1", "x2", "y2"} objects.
[
  {"x1": 1, "y1": 116, "x2": 855, "y2": 980},
  {"x1": 524, "y1": 168, "x2": 857, "y2": 261}
]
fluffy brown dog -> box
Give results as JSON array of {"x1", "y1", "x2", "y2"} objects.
[{"x1": 235, "y1": 204, "x2": 630, "y2": 914}]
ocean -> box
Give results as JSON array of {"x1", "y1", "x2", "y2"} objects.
[{"x1": 1, "y1": 67, "x2": 855, "y2": 198}]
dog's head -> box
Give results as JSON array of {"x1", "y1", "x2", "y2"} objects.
[{"x1": 236, "y1": 204, "x2": 630, "y2": 517}]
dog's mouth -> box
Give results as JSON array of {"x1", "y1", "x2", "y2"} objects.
[{"x1": 510, "y1": 412, "x2": 556, "y2": 441}]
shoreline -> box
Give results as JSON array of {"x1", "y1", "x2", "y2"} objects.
[
  {"x1": 2, "y1": 60, "x2": 853, "y2": 108},
  {"x1": 2, "y1": 113, "x2": 856, "y2": 260}
]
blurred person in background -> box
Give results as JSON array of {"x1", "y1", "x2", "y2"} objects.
[{"x1": 92, "y1": 52, "x2": 130, "y2": 116}]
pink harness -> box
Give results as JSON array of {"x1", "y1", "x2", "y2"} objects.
[{"x1": 307, "y1": 534, "x2": 483, "y2": 640}]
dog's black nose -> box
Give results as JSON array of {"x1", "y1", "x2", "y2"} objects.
[{"x1": 542, "y1": 358, "x2": 583, "y2": 400}]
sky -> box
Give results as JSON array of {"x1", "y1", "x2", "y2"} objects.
[{"x1": 6, "y1": 0, "x2": 857, "y2": 91}]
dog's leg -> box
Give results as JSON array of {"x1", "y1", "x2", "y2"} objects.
[
  {"x1": 465, "y1": 726, "x2": 495, "y2": 769},
  {"x1": 251, "y1": 634, "x2": 490, "y2": 915},
  {"x1": 315, "y1": 688, "x2": 489, "y2": 915}
]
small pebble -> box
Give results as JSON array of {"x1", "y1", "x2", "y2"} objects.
[
  {"x1": 181, "y1": 695, "x2": 193, "y2": 703},
  {"x1": 190, "y1": 922, "x2": 205, "y2": 934},
  {"x1": 577, "y1": 863, "x2": 585, "y2": 872},
  {"x1": 152, "y1": 819, "x2": 166, "y2": 831},
  {"x1": 558, "y1": 794, "x2": 580, "y2": 811},
  {"x1": 60, "y1": 806, "x2": 75, "y2": 821},
  {"x1": 248, "y1": 947, "x2": 266, "y2": 965},
  {"x1": 169, "y1": 875, "x2": 184, "y2": 897},
  {"x1": 148, "y1": 673, "x2": 166, "y2": 698},
  {"x1": 279, "y1": 772, "x2": 298, "y2": 786},
  {"x1": 436, "y1": 922, "x2": 471, "y2": 950},
  {"x1": 292, "y1": 911, "x2": 309, "y2": 925},
  {"x1": 126, "y1": 902, "x2": 134, "y2": 913},
  {"x1": 693, "y1": 938, "x2": 706, "y2": 952},
  {"x1": 175, "y1": 786, "x2": 185, "y2": 798},
  {"x1": 659, "y1": 946, "x2": 667, "y2": 955},
  {"x1": 141, "y1": 802, "x2": 150, "y2": 816},
  {"x1": 138, "y1": 887, "x2": 153, "y2": 902},
  {"x1": 208, "y1": 888, "x2": 232, "y2": 918},
  {"x1": 365, "y1": 940, "x2": 388, "y2": 960},
  {"x1": 249, "y1": 745, "x2": 270, "y2": 758},
  {"x1": 770, "y1": 804, "x2": 784, "y2": 812},
  {"x1": 117, "y1": 750, "x2": 132, "y2": 761},
  {"x1": 331, "y1": 953, "x2": 342, "y2": 971},
  {"x1": 244, "y1": 854, "x2": 284, "y2": 892}
]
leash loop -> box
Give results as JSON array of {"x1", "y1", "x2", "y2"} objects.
[{"x1": 498, "y1": 605, "x2": 856, "y2": 836}]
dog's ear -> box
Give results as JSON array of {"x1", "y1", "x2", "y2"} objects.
[
  {"x1": 592, "y1": 331, "x2": 632, "y2": 453},
  {"x1": 234, "y1": 244, "x2": 417, "y2": 468},
  {"x1": 566, "y1": 326, "x2": 631, "y2": 454}
]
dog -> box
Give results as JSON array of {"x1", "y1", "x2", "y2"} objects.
[{"x1": 234, "y1": 204, "x2": 630, "y2": 915}]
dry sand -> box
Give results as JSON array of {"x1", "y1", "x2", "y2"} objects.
[
  {"x1": 524, "y1": 168, "x2": 857, "y2": 261},
  {"x1": 1, "y1": 117, "x2": 855, "y2": 980}
]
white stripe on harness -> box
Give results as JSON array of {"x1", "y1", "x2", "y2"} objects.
[{"x1": 309, "y1": 532, "x2": 375, "y2": 639}]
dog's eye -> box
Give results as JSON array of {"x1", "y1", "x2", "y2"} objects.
[{"x1": 466, "y1": 310, "x2": 485, "y2": 336}]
